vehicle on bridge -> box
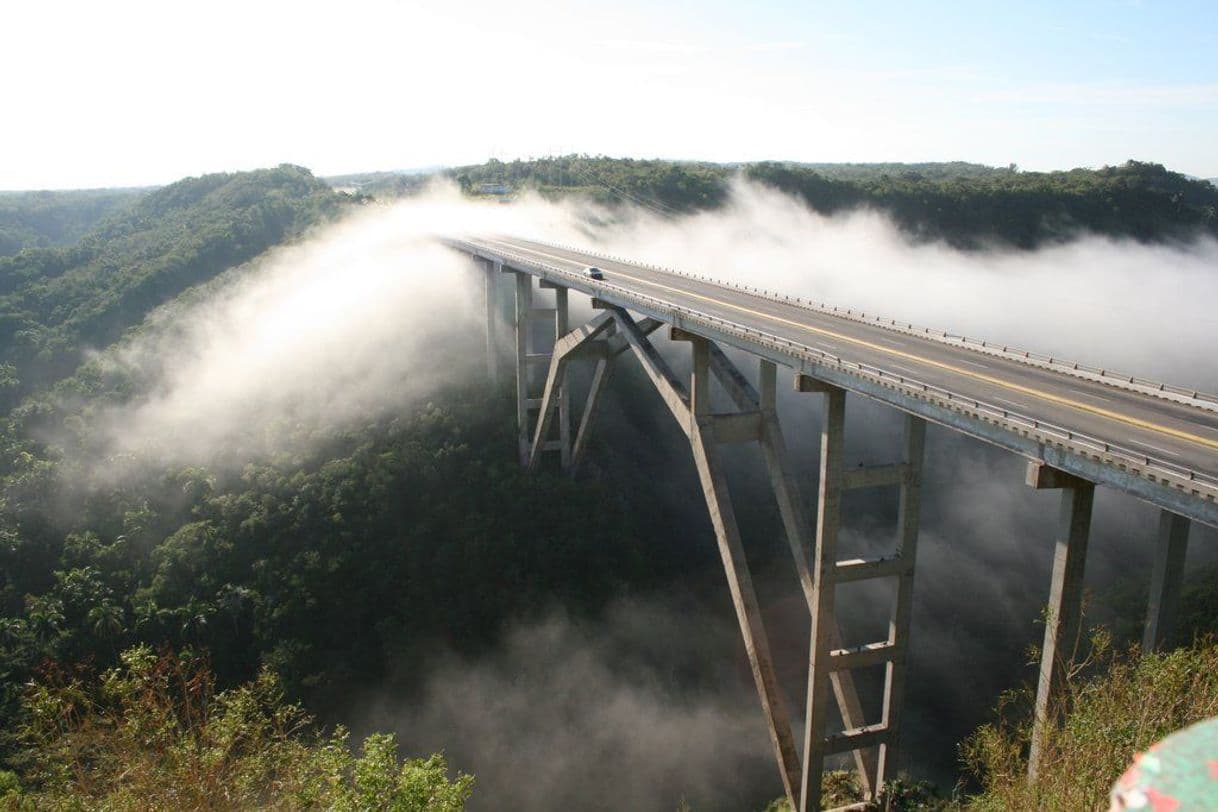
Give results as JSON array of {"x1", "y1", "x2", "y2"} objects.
[{"x1": 584, "y1": 265, "x2": 604, "y2": 280}]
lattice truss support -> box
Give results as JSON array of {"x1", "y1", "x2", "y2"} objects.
[
  {"x1": 479, "y1": 269, "x2": 1196, "y2": 808},
  {"x1": 501, "y1": 285, "x2": 923, "y2": 810}
]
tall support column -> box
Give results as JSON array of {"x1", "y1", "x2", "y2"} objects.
[
  {"x1": 1143, "y1": 510, "x2": 1190, "y2": 653},
  {"x1": 801, "y1": 385, "x2": 846, "y2": 812},
  {"x1": 485, "y1": 260, "x2": 501, "y2": 386},
  {"x1": 569, "y1": 355, "x2": 613, "y2": 475},
  {"x1": 878, "y1": 414, "x2": 926, "y2": 788},
  {"x1": 554, "y1": 286, "x2": 571, "y2": 468},
  {"x1": 514, "y1": 272, "x2": 532, "y2": 466},
  {"x1": 1025, "y1": 462, "x2": 1094, "y2": 781},
  {"x1": 685, "y1": 336, "x2": 804, "y2": 807},
  {"x1": 754, "y1": 361, "x2": 878, "y2": 797}
]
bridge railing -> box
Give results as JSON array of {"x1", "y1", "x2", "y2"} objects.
[
  {"x1": 449, "y1": 237, "x2": 1218, "y2": 505},
  {"x1": 515, "y1": 235, "x2": 1218, "y2": 414}
]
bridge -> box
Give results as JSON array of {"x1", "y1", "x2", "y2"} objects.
[{"x1": 446, "y1": 234, "x2": 1217, "y2": 811}]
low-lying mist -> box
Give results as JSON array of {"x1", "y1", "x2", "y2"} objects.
[
  {"x1": 68, "y1": 175, "x2": 1218, "y2": 808},
  {"x1": 87, "y1": 176, "x2": 1218, "y2": 470},
  {"x1": 579, "y1": 179, "x2": 1218, "y2": 390},
  {"x1": 354, "y1": 598, "x2": 777, "y2": 812}
]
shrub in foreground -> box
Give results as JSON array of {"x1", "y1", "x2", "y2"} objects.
[
  {"x1": 1, "y1": 645, "x2": 473, "y2": 810},
  {"x1": 961, "y1": 633, "x2": 1218, "y2": 810}
]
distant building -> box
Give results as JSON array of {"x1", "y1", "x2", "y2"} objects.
[{"x1": 478, "y1": 183, "x2": 509, "y2": 195}]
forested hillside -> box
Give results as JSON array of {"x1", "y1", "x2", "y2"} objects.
[
  {"x1": 450, "y1": 156, "x2": 1218, "y2": 249},
  {"x1": 0, "y1": 189, "x2": 144, "y2": 258},
  {"x1": 0, "y1": 166, "x2": 344, "y2": 409}
]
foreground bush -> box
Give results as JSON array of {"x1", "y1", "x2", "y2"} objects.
[
  {"x1": 961, "y1": 633, "x2": 1218, "y2": 810},
  {"x1": 0, "y1": 646, "x2": 472, "y2": 810},
  {"x1": 760, "y1": 769, "x2": 942, "y2": 811}
]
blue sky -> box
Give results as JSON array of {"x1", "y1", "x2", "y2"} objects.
[{"x1": 1, "y1": 0, "x2": 1215, "y2": 189}]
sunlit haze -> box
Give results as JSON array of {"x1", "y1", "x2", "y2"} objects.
[{"x1": 3, "y1": 0, "x2": 1216, "y2": 189}]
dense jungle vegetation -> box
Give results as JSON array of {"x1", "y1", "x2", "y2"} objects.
[
  {"x1": 0, "y1": 160, "x2": 1215, "y2": 808},
  {"x1": 0, "y1": 189, "x2": 144, "y2": 259}
]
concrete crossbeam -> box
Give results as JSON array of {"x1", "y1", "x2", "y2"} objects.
[
  {"x1": 842, "y1": 463, "x2": 909, "y2": 490},
  {"x1": 829, "y1": 640, "x2": 903, "y2": 671},
  {"x1": 795, "y1": 372, "x2": 837, "y2": 393},
  {"x1": 824, "y1": 726, "x2": 890, "y2": 756},
  {"x1": 1026, "y1": 461, "x2": 1090, "y2": 491},
  {"x1": 833, "y1": 555, "x2": 908, "y2": 583},
  {"x1": 710, "y1": 411, "x2": 764, "y2": 444}
]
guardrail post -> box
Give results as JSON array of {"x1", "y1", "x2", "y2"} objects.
[
  {"x1": 1025, "y1": 462, "x2": 1095, "y2": 781},
  {"x1": 1143, "y1": 510, "x2": 1190, "y2": 652}
]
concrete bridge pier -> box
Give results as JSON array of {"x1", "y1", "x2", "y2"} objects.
[
  {"x1": 1025, "y1": 462, "x2": 1095, "y2": 780},
  {"x1": 484, "y1": 259, "x2": 501, "y2": 386},
  {"x1": 512, "y1": 271, "x2": 533, "y2": 465},
  {"x1": 525, "y1": 300, "x2": 665, "y2": 476},
  {"x1": 1024, "y1": 465, "x2": 1194, "y2": 780},
  {"x1": 1143, "y1": 510, "x2": 1190, "y2": 653},
  {"x1": 796, "y1": 375, "x2": 925, "y2": 811},
  {"x1": 511, "y1": 273, "x2": 572, "y2": 467}
]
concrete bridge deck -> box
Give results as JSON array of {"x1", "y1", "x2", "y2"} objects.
[{"x1": 452, "y1": 233, "x2": 1218, "y2": 527}]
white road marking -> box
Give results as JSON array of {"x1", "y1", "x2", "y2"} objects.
[
  {"x1": 1127, "y1": 439, "x2": 1175, "y2": 457},
  {"x1": 991, "y1": 396, "x2": 1028, "y2": 411},
  {"x1": 877, "y1": 337, "x2": 911, "y2": 349},
  {"x1": 885, "y1": 362, "x2": 927, "y2": 378},
  {"x1": 957, "y1": 358, "x2": 992, "y2": 370},
  {"x1": 1068, "y1": 386, "x2": 1116, "y2": 404}
]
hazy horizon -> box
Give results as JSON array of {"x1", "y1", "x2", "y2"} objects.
[{"x1": 3, "y1": 154, "x2": 1216, "y2": 195}]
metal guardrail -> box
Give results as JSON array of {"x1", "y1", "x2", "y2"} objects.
[
  {"x1": 448, "y1": 237, "x2": 1218, "y2": 504},
  {"x1": 511, "y1": 235, "x2": 1218, "y2": 414}
]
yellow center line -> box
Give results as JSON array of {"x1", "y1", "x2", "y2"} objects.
[{"x1": 485, "y1": 238, "x2": 1218, "y2": 453}]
